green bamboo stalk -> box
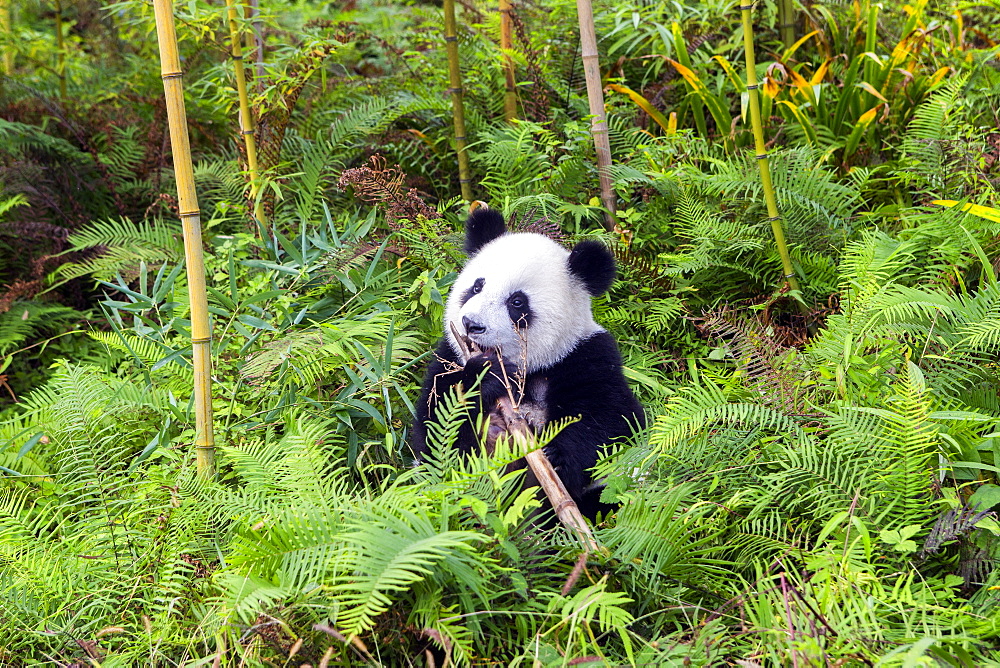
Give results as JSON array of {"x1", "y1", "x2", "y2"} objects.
[
  {"x1": 243, "y1": 0, "x2": 265, "y2": 87},
  {"x1": 54, "y1": 0, "x2": 66, "y2": 98},
  {"x1": 224, "y1": 0, "x2": 266, "y2": 232},
  {"x1": 575, "y1": 0, "x2": 616, "y2": 230},
  {"x1": 862, "y1": 1, "x2": 879, "y2": 101},
  {"x1": 778, "y1": 0, "x2": 795, "y2": 50},
  {"x1": 442, "y1": 0, "x2": 473, "y2": 201},
  {"x1": 499, "y1": 0, "x2": 516, "y2": 121},
  {"x1": 739, "y1": 1, "x2": 800, "y2": 294},
  {"x1": 152, "y1": 0, "x2": 216, "y2": 478},
  {"x1": 0, "y1": 0, "x2": 12, "y2": 79}
]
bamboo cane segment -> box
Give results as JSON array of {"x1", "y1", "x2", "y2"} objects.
[
  {"x1": 224, "y1": 0, "x2": 266, "y2": 232},
  {"x1": 739, "y1": 2, "x2": 800, "y2": 294},
  {"x1": 443, "y1": 0, "x2": 473, "y2": 201},
  {"x1": 499, "y1": 0, "x2": 516, "y2": 121},
  {"x1": 0, "y1": 0, "x2": 11, "y2": 76},
  {"x1": 575, "y1": 0, "x2": 615, "y2": 231},
  {"x1": 778, "y1": 0, "x2": 795, "y2": 50},
  {"x1": 54, "y1": 0, "x2": 66, "y2": 98},
  {"x1": 152, "y1": 0, "x2": 216, "y2": 478},
  {"x1": 498, "y1": 399, "x2": 601, "y2": 552},
  {"x1": 243, "y1": 0, "x2": 265, "y2": 88}
]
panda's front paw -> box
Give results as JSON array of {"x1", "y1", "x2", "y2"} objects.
[{"x1": 463, "y1": 352, "x2": 509, "y2": 401}]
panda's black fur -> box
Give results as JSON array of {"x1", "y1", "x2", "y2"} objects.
[{"x1": 411, "y1": 207, "x2": 645, "y2": 521}]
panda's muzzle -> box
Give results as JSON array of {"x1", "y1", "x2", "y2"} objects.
[{"x1": 462, "y1": 316, "x2": 486, "y2": 336}]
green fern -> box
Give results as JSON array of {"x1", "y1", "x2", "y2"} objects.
[
  {"x1": 0, "y1": 301, "x2": 82, "y2": 355},
  {"x1": 53, "y1": 217, "x2": 183, "y2": 285}
]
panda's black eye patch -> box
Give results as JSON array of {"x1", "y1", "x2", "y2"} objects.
[
  {"x1": 459, "y1": 278, "x2": 485, "y2": 306},
  {"x1": 506, "y1": 291, "x2": 532, "y2": 328}
]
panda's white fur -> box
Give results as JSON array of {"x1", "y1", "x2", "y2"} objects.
[{"x1": 444, "y1": 232, "x2": 603, "y2": 374}]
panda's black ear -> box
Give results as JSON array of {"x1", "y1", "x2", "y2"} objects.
[
  {"x1": 568, "y1": 240, "x2": 616, "y2": 296},
  {"x1": 464, "y1": 207, "x2": 507, "y2": 255}
]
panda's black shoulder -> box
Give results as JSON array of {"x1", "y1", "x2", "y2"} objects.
[
  {"x1": 559, "y1": 331, "x2": 625, "y2": 369},
  {"x1": 540, "y1": 331, "x2": 646, "y2": 428},
  {"x1": 542, "y1": 332, "x2": 634, "y2": 397}
]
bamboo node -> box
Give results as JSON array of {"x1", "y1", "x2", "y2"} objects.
[
  {"x1": 553, "y1": 499, "x2": 575, "y2": 515},
  {"x1": 767, "y1": 215, "x2": 782, "y2": 222},
  {"x1": 161, "y1": 72, "x2": 183, "y2": 80},
  {"x1": 191, "y1": 336, "x2": 212, "y2": 344},
  {"x1": 240, "y1": 129, "x2": 256, "y2": 135},
  {"x1": 179, "y1": 210, "x2": 201, "y2": 218},
  {"x1": 745, "y1": 83, "x2": 760, "y2": 90},
  {"x1": 754, "y1": 154, "x2": 769, "y2": 160},
  {"x1": 444, "y1": 35, "x2": 458, "y2": 42},
  {"x1": 739, "y1": 3, "x2": 755, "y2": 9},
  {"x1": 784, "y1": 273, "x2": 797, "y2": 279},
  {"x1": 232, "y1": 54, "x2": 245, "y2": 60},
  {"x1": 446, "y1": 87, "x2": 464, "y2": 94}
]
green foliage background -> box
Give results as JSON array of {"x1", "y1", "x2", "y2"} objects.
[{"x1": 1, "y1": 0, "x2": 999, "y2": 665}]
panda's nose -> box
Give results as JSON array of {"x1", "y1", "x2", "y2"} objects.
[{"x1": 462, "y1": 316, "x2": 486, "y2": 335}]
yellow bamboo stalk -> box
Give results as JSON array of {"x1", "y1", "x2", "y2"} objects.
[
  {"x1": 1, "y1": 0, "x2": 13, "y2": 77},
  {"x1": 499, "y1": 0, "x2": 516, "y2": 121},
  {"x1": 443, "y1": 0, "x2": 473, "y2": 201},
  {"x1": 740, "y1": 2, "x2": 800, "y2": 293},
  {"x1": 243, "y1": 0, "x2": 265, "y2": 88},
  {"x1": 152, "y1": 0, "x2": 216, "y2": 478},
  {"x1": 575, "y1": 0, "x2": 615, "y2": 231},
  {"x1": 224, "y1": 0, "x2": 266, "y2": 231},
  {"x1": 54, "y1": 0, "x2": 66, "y2": 98}
]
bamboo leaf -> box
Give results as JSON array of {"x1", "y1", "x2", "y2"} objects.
[
  {"x1": 932, "y1": 200, "x2": 1000, "y2": 224},
  {"x1": 781, "y1": 30, "x2": 819, "y2": 61},
  {"x1": 237, "y1": 314, "x2": 277, "y2": 331},
  {"x1": 844, "y1": 106, "x2": 880, "y2": 157},
  {"x1": 607, "y1": 84, "x2": 671, "y2": 133}
]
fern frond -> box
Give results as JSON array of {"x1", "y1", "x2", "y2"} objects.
[
  {"x1": 649, "y1": 384, "x2": 811, "y2": 457},
  {"x1": 0, "y1": 302, "x2": 82, "y2": 355},
  {"x1": 330, "y1": 503, "x2": 487, "y2": 637},
  {"x1": 55, "y1": 217, "x2": 184, "y2": 284},
  {"x1": 599, "y1": 481, "x2": 729, "y2": 589}
]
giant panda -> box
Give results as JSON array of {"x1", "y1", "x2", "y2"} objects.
[{"x1": 411, "y1": 207, "x2": 645, "y2": 521}]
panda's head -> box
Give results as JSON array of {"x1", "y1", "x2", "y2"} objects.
[{"x1": 444, "y1": 207, "x2": 616, "y2": 373}]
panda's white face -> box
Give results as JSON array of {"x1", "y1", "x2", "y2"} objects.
[{"x1": 445, "y1": 233, "x2": 602, "y2": 373}]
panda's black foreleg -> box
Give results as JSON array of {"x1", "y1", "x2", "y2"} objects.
[
  {"x1": 538, "y1": 421, "x2": 611, "y2": 522},
  {"x1": 413, "y1": 341, "x2": 513, "y2": 457}
]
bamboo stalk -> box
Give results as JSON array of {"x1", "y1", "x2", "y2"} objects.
[
  {"x1": 443, "y1": 0, "x2": 473, "y2": 201},
  {"x1": 243, "y1": 0, "x2": 265, "y2": 87},
  {"x1": 500, "y1": 399, "x2": 600, "y2": 551},
  {"x1": 778, "y1": 0, "x2": 795, "y2": 50},
  {"x1": 224, "y1": 0, "x2": 266, "y2": 232},
  {"x1": 739, "y1": 2, "x2": 800, "y2": 294},
  {"x1": 0, "y1": 0, "x2": 12, "y2": 78},
  {"x1": 152, "y1": 0, "x2": 216, "y2": 478},
  {"x1": 575, "y1": 0, "x2": 615, "y2": 231},
  {"x1": 54, "y1": 0, "x2": 66, "y2": 98},
  {"x1": 499, "y1": 0, "x2": 516, "y2": 121},
  {"x1": 862, "y1": 2, "x2": 878, "y2": 103}
]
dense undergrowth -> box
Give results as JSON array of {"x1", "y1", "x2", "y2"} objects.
[{"x1": 1, "y1": 0, "x2": 1000, "y2": 665}]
